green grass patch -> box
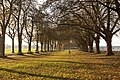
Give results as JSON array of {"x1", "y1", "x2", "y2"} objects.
[
  {"x1": 5, "y1": 48, "x2": 36, "y2": 54},
  {"x1": 0, "y1": 50, "x2": 120, "y2": 80}
]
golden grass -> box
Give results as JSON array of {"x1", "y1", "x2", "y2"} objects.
[
  {"x1": 5, "y1": 48, "x2": 36, "y2": 54},
  {"x1": 0, "y1": 50, "x2": 120, "y2": 80}
]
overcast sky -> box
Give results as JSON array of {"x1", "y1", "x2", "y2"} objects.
[
  {"x1": 5, "y1": 0, "x2": 120, "y2": 47},
  {"x1": 5, "y1": 34, "x2": 120, "y2": 46},
  {"x1": 37, "y1": 0, "x2": 46, "y2": 4},
  {"x1": 100, "y1": 35, "x2": 120, "y2": 46}
]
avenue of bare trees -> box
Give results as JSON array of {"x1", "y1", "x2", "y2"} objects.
[
  {"x1": 43, "y1": 0, "x2": 120, "y2": 56},
  {"x1": 0, "y1": 0, "x2": 120, "y2": 57}
]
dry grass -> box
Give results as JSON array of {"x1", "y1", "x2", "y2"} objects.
[{"x1": 0, "y1": 50, "x2": 120, "y2": 80}]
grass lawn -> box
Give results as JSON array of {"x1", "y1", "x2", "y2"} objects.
[
  {"x1": 5, "y1": 48, "x2": 36, "y2": 54},
  {"x1": 0, "y1": 50, "x2": 120, "y2": 80}
]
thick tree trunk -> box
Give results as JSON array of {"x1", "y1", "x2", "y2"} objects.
[
  {"x1": 51, "y1": 44, "x2": 53, "y2": 51},
  {"x1": 54, "y1": 41, "x2": 57, "y2": 50},
  {"x1": 18, "y1": 35, "x2": 23, "y2": 55},
  {"x1": 35, "y1": 30, "x2": 39, "y2": 53},
  {"x1": 1, "y1": 33, "x2": 6, "y2": 57},
  {"x1": 95, "y1": 35, "x2": 100, "y2": 54},
  {"x1": 88, "y1": 37, "x2": 94, "y2": 52},
  {"x1": 43, "y1": 37, "x2": 47, "y2": 52},
  {"x1": 50, "y1": 40, "x2": 53, "y2": 51},
  {"x1": 41, "y1": 42, "x2": 43, "y2": 52},
  {"x1": 51, "y1": 40, "x2": 54, "y2": 51},
  {"x1": 44, "y1": 43, "x2": 47, "y2": 52},
  {"x1": 12, "y1": 38, "x2": 15, "y2": 53},
  {"x1": 49, "y1": 40, "x2": 52, "y2": 51},
  {"x1": 89, "y1": 42, "x2": 93, "y2": 52},
  {"x1": 28, "y1": 42, "x2": 31, "y2": 52},
  {"x1": 17, "y1": 0, "x2": 23, "y2": 55},
  {"x1": 47, "y1": 40, "x2": 50, "y2": 52},
  {"x1": 75, "y1": 39, "x2": 88, "y2": 52},
  {"x1": 28, "y1": 39, "x2": 32, "y2": 54},
  {"x1": 35, "y1": 38, "x2": 39, "y2": 53},
  {"x1": 28, "y1": 18, "x2": 33, "y2": 54},
  {"x1": 106, "y1": 36, "x2": 114, "y2": 56},
  {"x1": 58, "y1": 43, "x2": 61, "y2": 51},
  {"x1": 0, "y1": 0, "x2": 12, "y2": 57},
  {"x1": 82, "y1": 44, "x2": 88, "y2": 52}
]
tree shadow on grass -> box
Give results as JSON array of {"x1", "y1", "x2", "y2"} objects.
[
  {"x1": 0, "y1": 67, "x2": 79, "y2": 80},
  {"x1": 0, "y1": 56, "x2": 18, "y2": 60},
  {"x1": 40, "y1": 60, "x2": 119, "y2": 68},
  {"x1": 21, "y1": 54, "x2": 49, "y2": 58}
]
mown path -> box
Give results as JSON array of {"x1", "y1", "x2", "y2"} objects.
[{"x1": 0, "y1": 50, "x2": 120, "y2": 80}]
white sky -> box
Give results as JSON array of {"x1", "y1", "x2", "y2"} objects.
[
  {"x1": 37, "y1": 0, "x2": 46, "y2": 4},
  {"x1": 5, "y1": 0, "x2": 120, "y2": 47},
  {"x1": 5, "y1": 34, "x2": 120, "y2": 46},
  {"x1": 100, "y1": 35, "x2": 120, "y2": 46}
]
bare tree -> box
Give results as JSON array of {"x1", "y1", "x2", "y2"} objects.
[
  {"x1": 13, "y1": 0, "x2": 33, "y2": 54},
  {"x1": 23, "y1": 2, "x2": 37, "y2": 54},
  {"x1": 96, "y1": 0, "x2": 120, "y2": 19},
  {"x1": 44, "y1": 0, "x2": 120, "y2": 56},
  {"x1": 0, "y1": 0, "x2": 16, "y2": 57},
  {"x1": 6, "y1": 16, "x2": 17, "y2": 53}
]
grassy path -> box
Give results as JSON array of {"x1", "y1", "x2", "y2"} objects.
[{"x1": 0, "y1": 50, "x2": 120, "y2": 80}]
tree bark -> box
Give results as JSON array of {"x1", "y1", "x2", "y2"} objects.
[
  {"x1": 50, "y1": 40, "x2": 53, "y2": 51},
  {"x1": 0, "y1": 0, "x2": 13, "y2": 57},
  {"x1": 12, "y1": 38, "x2": 15, "y2": 53},
  {"x1": 51, "y1": 41, "x2": 54, "y2": 51},
  {"x1": 58, "y1": 42, "x2": 61, "y2": 51},
  {"x1": 89, "y1": 42, "x2": 94, "y2": 52},
  {"x1": 1, "y1": 32, "x2": 5, "y2": 57},
  {"x1": 44, "y1": 43, "x2": 47, "y2": 52},
  {"x1": 95, "y1": 35, "x2": 100, "y2": 54},
  {"x1": 35, "y1": 36, "x2": 39, "y2": 53},
  {"x1": 28, "y1": 39, "x2": 32, "y2": 54},
  {"x1": 28, "y1": 18, "x2": 34, "y2": 53},
  {"x1": 88, "y1": 36, "x2": 94, "y2": 52},
  {"x1": 54, "y1": 41, "x2": 57, "y2": 50},
  {"x1": 28, "y1": 40, "x2": 32, "y2": 53},
  {"x1": 18, "y1": 34, "x2": 23, "y2": 55},
  {"x1": 47, "y1": 40, "x2": 50, "y2": 51},
  {"x1": 105, "y1": 34, "x2": 114, "y2": 56},
  {"x1": 41, "y1": 42, "x2": 43, "y2": 52},
  {"x1": 82, "y1": 44, "x2": 88, "y2": 52}
]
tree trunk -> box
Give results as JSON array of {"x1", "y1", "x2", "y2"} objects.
[
  {"x1": 41, "y1": 42, "x2": 43, "y2": 52},
  {"x1": 58, "y1": 43, "x2": 61, "y2": 51},
  {"x1": 17, "y1": 0, "x2": 23, "y2": 55},
  {"x1": 1, "y1": 33, "x2": 6, "y2": 57},
  {"x1": 82, "y1": 44, "x2": 88, "y2": 52},
  {"x1": 28, "y1": 36, "x2": 32, "y2": 53},
  {"x1": 49, "y1": 40, "x2": 52, "y2": 51},
  {"x1": 28, "y1": 19, "x2": 33, "y2": 53},
  {"x1": 18, "y1": 34, "x2": 23, "y2": 55},
  {"x1": 51, "y1": 40, "x2": 54, "y2": 51},
  {"x1": 89, "y1": 42, "x2": 93, "y2": 52},
  {"x1": 47, "y1": 40, "x2": 50, "y2": 52},
  {"x1": 54, "y1": 41, "x2": 57, "y2": 50},
  {"x1": 51, "y1": 44, "x2": 53, "y2": 51},
  {"x1": 35, "y1": 38, "x2": 39, "y2": 53},
  {"x1": 50, "y1": 40, "x2": 53, "y2": 51},
  {"x1": 28, "y1": 39, "x2": 32, "y2": 54},
  {"x1": 95, "y1": 35, "x2": 100, "y2": 54},
  {"x1": 12, "y1": 38, "x2": 15, "y2": 53},
  {"x1": 106, "y1": 36, "x2": 114, "y2": 56},
  {"x1": 28, "y1": 42, "x2": 31, "y2": 52},
  {"x1": 36, "y1": 42, "x2": 39, "y2": 52},
  {"x1": 75, "y1": 39, "x2": 88, "y2": 52},
  {"x1": 88, "y1": 37, "x2": 94, "y2": 52},
  {"x1": 44, "y1": 43, "x2": 47, "y2": 52}
]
